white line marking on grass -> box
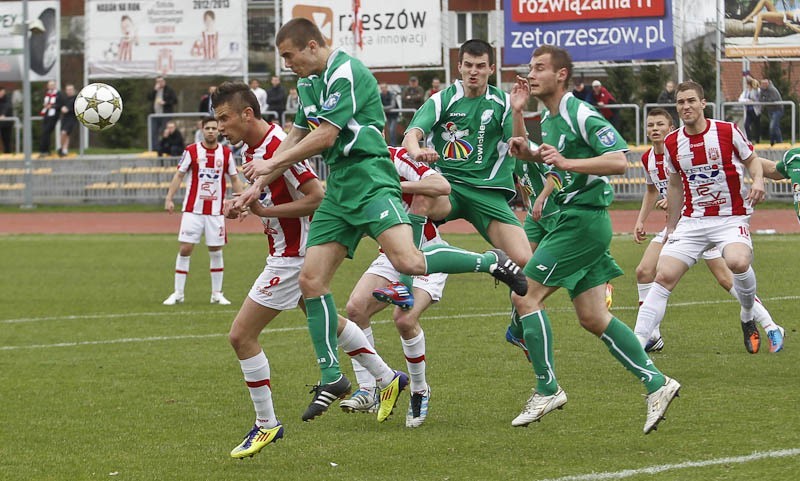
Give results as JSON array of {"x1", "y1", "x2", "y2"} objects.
[{"x1": 537, "y1": 448, "x2": 800, "y2": 481}]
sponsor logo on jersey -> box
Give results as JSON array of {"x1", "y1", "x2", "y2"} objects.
[
  {"x1": 686, "y1": 164, "x2": 720, "y2": 182},
  {"x1": 480, "y1": 109, "x2": 493, "y2": 125},
  {"x1": 440, "y1": 121, "x2": 473, "y2": 161},
  {"x1": 322, "y1": 92, "x2": 341, "y2": 110},
  {"x1": 557, "y1": 134, "x2": 566, "y2": 152},
  {"x1": 596, "y1": 126, "x2": 617, "y2": 147}
]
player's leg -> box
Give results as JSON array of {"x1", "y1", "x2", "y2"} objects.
[
  {"x1": 486, "y1": 219, "x2": 533, "y2": 268},
  {"x1": 205, "y1": 215, "x2": 230, "y2": 304},
  {"x1": 341, "y1": 270, "x2": 392, "y2": 414},
  {"x1": 635, "y1": 236, "x2": 666, "y2": 350},
  {"x1": 164, "y1": 213, "x2": 200, "y2": 305},
  {"x1": 720, "y1": 237, "x2": 762, "y2": 353}
]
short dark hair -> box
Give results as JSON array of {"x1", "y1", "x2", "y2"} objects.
[
  {"x1": 532, "y1": 45, "x2": 573, "y2": 86},
  {"x1": 201, "y1": 116, "x2": 217, "y2": 127},
  {"x1": 211, "y1": 81, "x2": 261, "y2": 119},
  {"x1": 647, "y1": 108, "x2": 674, "y2": 126},
  {"x1": 276, "y1": 18, "x2": 326, "y2": 50},
  {"x1": 459, "y1": 39, "x2": 494, "y2": 65},
  {"x1": 677, "y1": 80, "x2": 704, "y2": 100}
]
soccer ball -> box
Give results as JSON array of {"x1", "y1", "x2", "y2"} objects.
[{"x1": 75, "y1": 83, "x2": 123, "y2": 131}]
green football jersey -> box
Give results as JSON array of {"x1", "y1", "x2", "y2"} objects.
[
  {"x1": 539, "y1": 93, "x2": 628, "y2": 208},
  {"x1": 406, "y1": 80, "x2": 516, "y2": 198},
  {"x1": 515, "y1": 156, "x2": 560, "y2": 220},
  {"x1": 293, "y1": 48, "x2": 389, "y2": 168},
  {"x1": 776, "y1": 147, "x2": 800, "y2": 223}
]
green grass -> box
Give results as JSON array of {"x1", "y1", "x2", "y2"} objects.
[{"x1": 1, "y1": 233, "x2": 799, "y2": 480}]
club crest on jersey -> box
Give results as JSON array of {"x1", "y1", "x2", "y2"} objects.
[
  {"x1": 322, "y1": 92, "x2": 341, "y2": 110},
  {"x1": 708, "y1": 147, "x2": 720, "y2": 161},
  {"x1": 440, "y1": 121, "x2": 473, "y2": 160},
  {"x1": 480, "y1": 109, "x2": 493, "y2": 125},
  {"x1": 596, "y1": 126, "x2": 617, "y2": 147}
]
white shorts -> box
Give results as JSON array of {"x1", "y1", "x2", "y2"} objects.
[
  {"x1": 178, "y1": 212, "x2": 227, "y2": 246},
  {"x1": 248, "y1": 256, "x2": 304, "y2": 311},
  {"x1": 660, "y1": 216, "x2": 752, "y2": 267},
  {"x1": 651, "y1": 227, "x2": 722, "y2": 260},
  {"x1": 366, "y1": 237, "x2": 448, "y2": 302}
]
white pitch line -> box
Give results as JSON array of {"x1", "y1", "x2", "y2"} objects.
[{"x1": 537, "y1": 448, "x2": 800, "y2": 481}]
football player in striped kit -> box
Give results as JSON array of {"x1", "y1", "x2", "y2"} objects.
[{"x1": 163, "y1": 116, "x2": 244, "y2": 306}]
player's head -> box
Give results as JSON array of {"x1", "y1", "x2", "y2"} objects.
[
  {"x1": 121, "y1": 15, "x2": 133, "y2": 34},
  {"x1": 200, "y1": 116, "x2": 219, "y2": 146},
  {"x1": 646, "y1": 108, "x2": 674, "y2": 144},
  {"x1": 276, "y1": 18, "x2": 327, "y2": 78},
  {"x1": 211, "y1": 81, "x2": 262, "y2": 145},
  {"x1": 457, "y1": 39, "x2": 495, "y2": 94},
  {"x1": 525, "y1": 45, "x2": 573, "y2": 99},
  {"x1": 675, "y1": 80, "x2": 706, "y2": 128},
  {"x1": 203, "y1": 10, "x2": 215, "y2": 30}
]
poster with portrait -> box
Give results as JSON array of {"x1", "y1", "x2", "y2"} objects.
[
  {"x1": 0, "y1": 1, "x2": 60, "y2": 82},
  {"x1": 725, "y1": 0, "x2": 800, "y2": 57},
  {"x1": 85, "y1": 0, "x2": 247, "y2": 78}
]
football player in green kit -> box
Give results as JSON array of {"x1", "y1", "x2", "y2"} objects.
[
  {"x1": 235, "y1": 18, "x2": 527, "y2": 423},
  {"x1": 507, "y1": 45, "x2": 680, "y2": 434},
  {"x1": 763, "y1": 149, "x2": 800, "y2": 224}
]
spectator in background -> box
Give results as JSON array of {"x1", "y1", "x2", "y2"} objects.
[
  {"x1": 58, "y1": 84, "x2": 77, "y2": 157},
  {"x1": 158, "y1": 120, "x2": 185, "y2": 157},
  {"x1": 199, "y1": 85, "x2": 217, "y2": 116},
  {"x1": 657, "y1": 80, "x2": 679, "y2": 126},
  {"x1": 739, "y1": 76, "x2": 761, "y2": 143},
  {"x1": 249, "y1": 79, "x2": 268, "y2": 116},
  {"x1": 424, "y1": 77, "x2": 442, "y2": 100},
  {"x1": 572, "y1": 78, "x2": 593, "y2": 103},
  {"x1": 379, "y1": 83, "x2": 399, "y2": 145},
  {"x1": 0, "y1": 87, "x2": 13, "y2": 154},
  {"x1": 148, "y1": 76, "x2": 178, "y2": 152},
  {"x1": 759, "y1": 78, "x2": 783, "y2": 145},
  {"x1": 38, "y1": 80, "x2": 64, "y2": 157},
  {"x1": 401, "y1": 76, "x2": 425, "y2": 110},
  {"x1": 266, "y1": 75, "x2": 287, "y2": 123},
  {"x1": 590, "y1": 80, "x2": 618, "y2": 127},
  {"x1": 285, "y1": 86, "x2": 299, "y2": 114}
]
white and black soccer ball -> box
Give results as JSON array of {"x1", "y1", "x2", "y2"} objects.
[{"x1": 75, "y1": 83, "x2": 123, "y2": 131}]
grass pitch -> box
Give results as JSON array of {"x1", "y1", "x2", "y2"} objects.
[{"x1": 1, "y1": 233, "x2": 799, "y2": 481}]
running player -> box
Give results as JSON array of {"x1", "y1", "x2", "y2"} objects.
[
  {"x1": 634, "y1": 81, "x2": 768, "y2": 355},
  {"x1": 162, "y1": 116, "x2": 243, "y2": 306},
  {"x1": 634, "y1": 108, "x2": 783, "y2": 352},
  {"x1": 507, "y1": 45, "x2": 680, "y2": 434},
  {"x1": 762, "y1": 147, "x2": 800, "y2": 224},
  {"x1": 341, "y1": 145, "x2": 449, "y2": 428},
  {"x1": 233, "y1": 19, "x2": 527, "y2": 422}
]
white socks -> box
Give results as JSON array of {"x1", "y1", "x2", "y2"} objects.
[
  {"x1": 402, "y1": 331, "x2": 427, "y2": 393},
  {"x1": 209, "y1": 250, "x2": 224, "y2": 294},
  {"x1": 239, "y1": 351, "x2": 277, "y2": 428},
  {"x1": 339, "y1": 320, "x2": 395, "y2": 389},
  {"x1": 350, "y1": 326, "x2": 377, "y2": 394},
  {"x1": 733, "y1": 267, "x2": 757, "y2": 322},
  {"x1": 634, "y1": 283, "x2": 671, "y2": 347},
  {"x1": 174, "y1": 255, "x2": 190, "y2": 294}
]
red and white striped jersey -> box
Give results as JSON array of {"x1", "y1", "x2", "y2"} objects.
[
  {"x1": 179, "y1": 142, "x2": 236, "y2": 216},
  {"x1": 640, "y1": 147, "x2": 669, "y2": 198},
  {"x1": 663, "y1": 119, "x2": 754, "y2": 217},
  {"x1": 388, "y1": 146, "x2": 439, "y2": 242},
  {"x1": 118, "y1": 37, "x2": 133, "y2": 61},
  {"x1": 244, "y1": 124, "x2": 318, "y2": 258},
  {"x1": 202, "y1": 31, "x2": 218, "y2": 59}
]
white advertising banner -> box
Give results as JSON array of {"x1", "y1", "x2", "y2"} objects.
[
  {"x1": 85, "y1": 0, "x2": 247, "y2": 78},
  {"x1": 0, "y1": 1, "x2": 60, "y2": 82},
  {"x1": 281, "y1": 0, "x2": 441, "y2": 68}
]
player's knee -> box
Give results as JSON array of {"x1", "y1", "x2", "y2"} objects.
[
  {"x1": 393, "y1": 310, "x2": 419, "y2": 335},
  {"x1": 726, "y1": 257, "x2": 751, "y2": 274},
  {"x1": 345, "y1": 297, "x2": 369, "y2": 327},
  {"x1": 299, "y1": 272, "x2": 325, "y2": 297},
  {"x1": 389, "y1": 254, "x2": 425, "y2": 276},
  {"x1": 635, "y1": 263, "x2": 655, "y2": 283}
]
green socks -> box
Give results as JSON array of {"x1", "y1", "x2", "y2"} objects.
[
  {"x1": 304, "y1": 294, "x2": 341, "y2": 384},
  {"x1": 601, "y1": 317, "x2": 665, "y2": 394},
  {"x1": 520, "y1": 310, "x2": 558, "y2": 396},
  {"x1": 421, "y1": 244, "x2": 495, "y2": 274}
]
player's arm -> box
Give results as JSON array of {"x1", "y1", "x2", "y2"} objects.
[
  {"x1": 634, "y1": 184, "x2": 660, "y2": 244},
  {"x1": 402, "y1": 99, "x2": 439, "y2": 162},
  {"x1": 400, "y1": 172, "x2": 450, "y2": 197},
  {"x1": 164, "y1": 170, "x2": 186, "y2": 213},
  {"x1": 665, "y1": 172, "x2": 683, "y2": 236},
  {"x1": 530, "y1": 173, "x2": 558, "y2": 221},
  {"x1": 250, "y1": 177, "x2": 324, "y2": 219},
  {"x1": 761, "y1": 157, "x2": 785, "y2": 181},
  {"x1": 540, "y1": 144, "x2": 626, "y2": 175},
  {"x1": 742, "y1": 152, "x2": 766, "y2": 205},
  {"x1": 228, "y1": 171, "x2": 245, "y2": 194}
]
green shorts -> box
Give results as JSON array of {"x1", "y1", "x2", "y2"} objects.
[
  {"x1": 523, "y1": 212, "x2": 560, "y2": 245},
  {"x1": 445, "y1": 182, "x2": 521, "y2": 243},
  {"x1": 523, "y1": 207, "x2": 623, "y2": 299},
  {"x1": 307, "y1": 158, "x2": 409, "y2": 258}
]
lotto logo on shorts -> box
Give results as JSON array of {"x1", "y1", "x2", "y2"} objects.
[{"x1": 535, "y1": 264, "x2": 549, "y2": 271}]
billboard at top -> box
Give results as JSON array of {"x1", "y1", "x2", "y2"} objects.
[
  {"x1": 0, "y1": 1, "x2": 60, "y2": 82},
  {"x1": 281, "y1": 0, "x2": 441, "y2": 68},
  {"x1": 504, "y1": 0, "x2": 674, "y2": 64},
  {"x1": 85, "y1": 0, "x2": 247, "y2": 78},
  {"x1": 724, "y1": 0, "x2": 800, "y2": 58}
]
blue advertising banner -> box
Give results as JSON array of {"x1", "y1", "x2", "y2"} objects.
[{"x1": 503, "y1": 0, "x2": 674, "y2": 65}]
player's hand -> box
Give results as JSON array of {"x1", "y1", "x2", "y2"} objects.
[
  {"x1": 747, "y1": 179, "x2": 765, "y2": 206},
  {"x1": 509, "y1": 137, "x2": 536, "y2": 160},
  {"x1": 234, "y1": 184, "x2": 262, "y2": 211},
  {"x1": 223, "y1": 198, "x2": 242, "y2": 219},
  {"x1": 241, "y1": 156, "x2": 273, "y2": 181},
  {"x1": 164, "y1": 199, "x2": 174, "y2": 213},
  {"x1": 411, "y1": 147, "x2": 440, "y2": 163},
  {"x1": 634, "y1": 221, "x2": 646, "y2": 244},
  {"x1": 532, "y1": 196, "x2": 545, "y2": 221},
  {"x1": 510, "y1": 76, "x2": 530, "y2": 112},
  {"x1": 540, "y1": 144, "x2": 569, "y2": 169},
  {"x1": 655, "y1": 198, "x2": 668, "y2": 210}
]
